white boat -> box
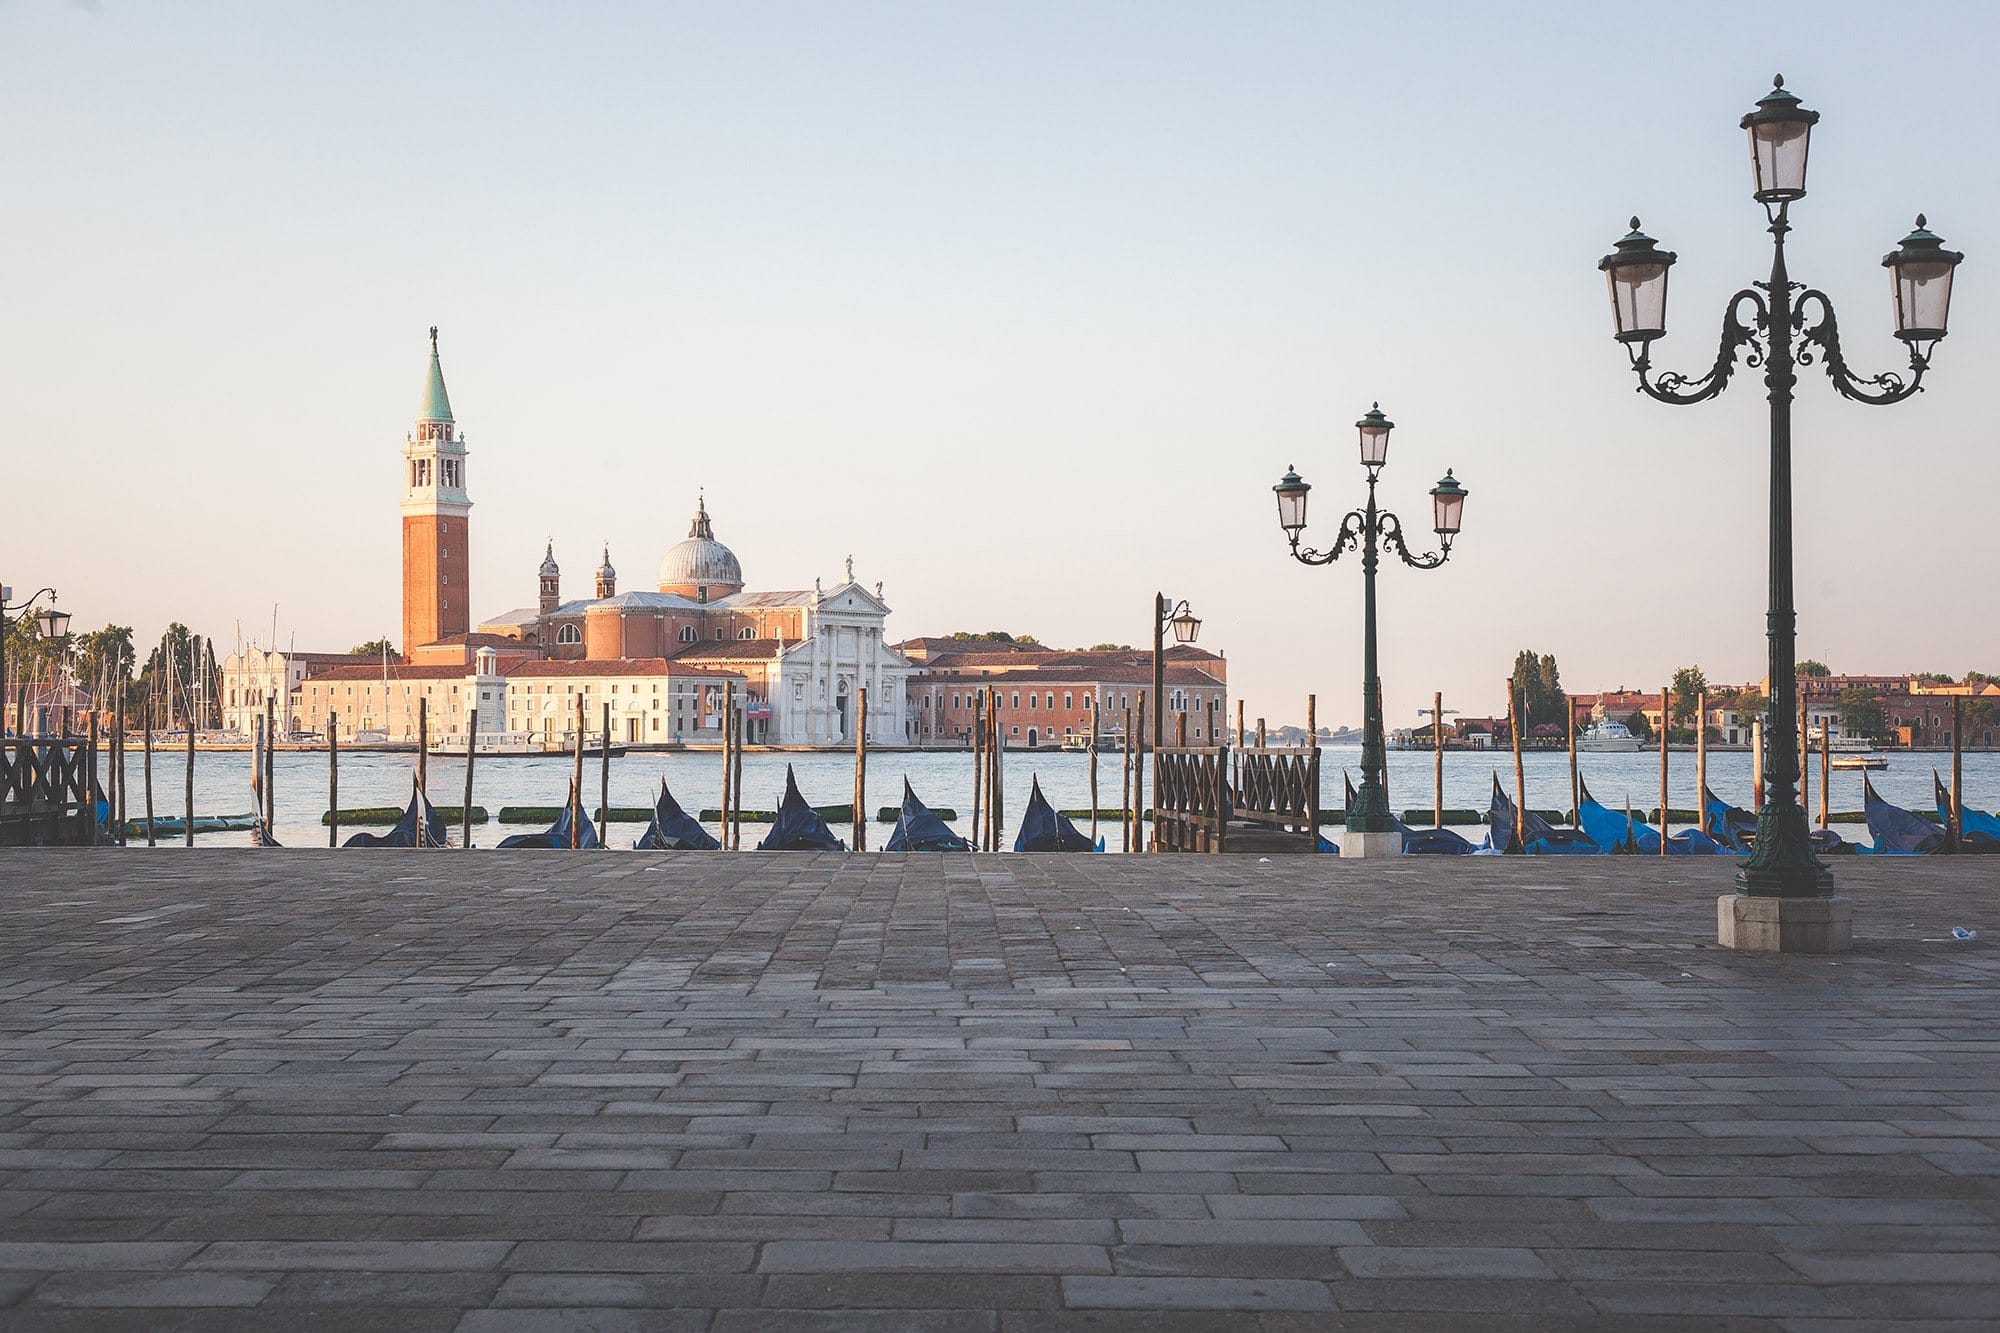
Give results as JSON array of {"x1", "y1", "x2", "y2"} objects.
[
  {"x1": 1828, "y1": 735, "x2": 1876, "y2": 754},
  {"x1": 1576, "y1": 721, "x2": 1645, "y2": 752}
]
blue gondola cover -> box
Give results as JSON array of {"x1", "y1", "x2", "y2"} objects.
[
  {"x1": 498, "y1": 783, "x2": 602, "y2": 849},
  {"x1": 634, "y1": 779, "x2": 720, "y2": 850},
  {"x1": 1864, "y1": 774, "x2": 1943, "y2": 855},
  {"x1": 885, "y1": 780, "x2": 970, "y2": 852},
  {"x1": 1014, "y1": 776, "x2": 1095, "y2": 852},
  {"x1": 1487, "y1": 774, "x2": 1600, "y2": 854},
  {"x1": 343, "y1": 779, "x2": 448, "y2": 849},
  {"x1": 1935, "y1": 771, "x2": 2000, "y2": 852},
  {"x1": 758, "y1": 766, "x2": 846, "y2": 851}
]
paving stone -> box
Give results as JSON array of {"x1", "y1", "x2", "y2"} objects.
[{"x1": 0, "y1": 850, "x2": 1994, "y2": 1325}]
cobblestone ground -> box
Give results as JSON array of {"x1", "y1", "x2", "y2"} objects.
[{"x1": 0, "y1": 850, "x2": 1996, "y2": 1329}]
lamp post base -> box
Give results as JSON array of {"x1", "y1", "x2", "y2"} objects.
[
  {"x1": 1717, "y1": 893, "x2": 1852, "y2": 954},
  {"x1": 1340, "y1": 830, "x2": 1403, "y2": 859}
]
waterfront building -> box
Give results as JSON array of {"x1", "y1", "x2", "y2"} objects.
[
  {"x1": 900, "y1": 643, "x2": 1228, "y2": 749},
  {"x1": 293, "y1": 648, "x2": 744, "y2": 745},
  {"x1": 220, "y1": 647, "x2": 376, "y2": 736}
]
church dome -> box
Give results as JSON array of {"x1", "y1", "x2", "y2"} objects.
[
  {"x1": 539, "y1": 541, "x2": 559, "y2": 578},
  {"x1": 658, "y1": 495, "x2": 743, "y2": 597}
]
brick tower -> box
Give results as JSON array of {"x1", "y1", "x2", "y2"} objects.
[{"x1": 401, "y1": 326, "x2": 471, "y2": 657}]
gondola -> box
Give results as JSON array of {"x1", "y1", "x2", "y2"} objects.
[
  {"x1": 757, "y1": 766, "x2": 846, "y2": 851},
  {"x1": 343, "y1": 779, "x2": 448, "y2": 848},
  {"x1": 884, "y1": 779, "x2": 970, "y2": 852},
  {"x1": 633, "y1": 778, "x2": 720, "y2": 850},
  {"x1": 1486, "y1": 774, "x2": 1601, "y2": 854},
  {"x1": 1575, "y1": 779, "x2": 1723, "y2": 855},
  {"x1": 497, "y1": 781, "x2": 601, "y2": 849},
  {"x1": 1934, "y1": 771, "x2": 2000, "y2": 853},
  {"x1": 1701, "y1": 783, "x2": 1852, "y2": 856},
  {"x1": 1862, "y1": 773, "x2": 1943, "y2": 855},
  {"x1": 1014, "y1": 775, "x2": 1097, "y2": 852},
  {"x1": 1343, "y1": 772, "x2": 1474, "y2": 855}
]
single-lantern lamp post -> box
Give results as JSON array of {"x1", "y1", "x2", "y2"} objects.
[
  {"x1": 1273, "y1": 406, "x2": 1466, "y2": 858},
  {"x1": 1600, "y1": 76, "x2": 1962, "y2": 924},
  {"x1": 1149, "y1": 593, "x2": 1200, "y2": 849}
]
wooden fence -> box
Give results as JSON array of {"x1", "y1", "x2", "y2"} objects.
[
  {"x1": 1151, "y1": 745, "x2": 1230, "y2": 851},
  {"x1": 1151, "y1": 743, "x2": 1322, "y2": 853},
  {"x1": 1230, "y1": 745, "x2": 1322, "y2": 848},
  {"x1": 0, "y1": 738, "x2": 101, "y2": 846}
]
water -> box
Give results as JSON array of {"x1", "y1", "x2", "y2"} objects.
[{"x1": 112, "y1": 744, "x2": 2000, "y2": 850}]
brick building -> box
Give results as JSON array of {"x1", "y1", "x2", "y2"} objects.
[{"x1": 901, "y1": 643, "x2": 1228, "y2": 749}]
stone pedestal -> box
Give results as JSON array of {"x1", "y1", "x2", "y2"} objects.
[
  {"x1": 1340, "y1": 830, "x2": 1403, "y2": 859},
  {"x1": 1717, "y1": 893, "x2": 1852, "y2": 953}
]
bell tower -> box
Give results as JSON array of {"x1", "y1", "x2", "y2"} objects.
[{"x1": 401, "y1": 326, "x2": 471, "y2": 656}]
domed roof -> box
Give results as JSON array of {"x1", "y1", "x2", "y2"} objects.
[
  {"x1": 539, "y1": 540, "x2": 559, "y2": 578},
  {"x1": 597, "y1": 544, "x2": 615, "y2": 579},
  {"x1": 658, "y1": 495, "x2": 743, "y2": 593}
]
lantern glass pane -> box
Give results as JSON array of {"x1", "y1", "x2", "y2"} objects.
[
  {"x1": 1172, "y1": 614, "x2": 1201, "y2": 645},
  {"x1": 1608, "y1": 263, "x2": 1669, "y2": 341},
  {"x1": 1433, "y1": 490, "x2": 1465, "y2": 536},
  {"x1": 1358, "y1": 425, "x2": 1390, "y2": 468},
  {"x1": 1276, "y1": 485, "x2": 1307, "y2": 532},
  {"x1": 1748, "y1": 119, "x2": 1811, "y2": 200},
  {"x1": 1894, "y1": 262, "x2": 1955, "y2": 339}
]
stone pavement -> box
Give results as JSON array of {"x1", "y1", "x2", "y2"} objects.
[{"x1": 0, "y1": 850, "x2": 1996, "y2": 1329}]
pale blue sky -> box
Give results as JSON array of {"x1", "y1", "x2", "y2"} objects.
[{"x1": 3, "y1": 1, "x2": 1994, "y2": 727}]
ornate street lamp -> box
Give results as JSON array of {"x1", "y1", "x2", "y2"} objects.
[
  {"x1": 1600, "y1": 76, "x2": 1962, "y2": 909},
  {"x1": 0, "y1": 586, "x2": 59, "y2": 738},
  {"x1": 1274, "y1": 408, "x2": 1466, "y2": 857},
  {"x1": 1150, "y1": 592, "x2": 1200, "y2": 849}
]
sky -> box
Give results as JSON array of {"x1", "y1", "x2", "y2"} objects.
[{"x1": 3, "y1": 0, "x2": 1996, "y2": 730}]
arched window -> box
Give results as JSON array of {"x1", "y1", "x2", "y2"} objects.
[
  {"x1": 556, "y1": 624, "x2": 582, "y2": 646},
  {"x1": 678, "y1": 625, "x2": 696, "y2": 643},
  {"x1": 738, "y1": 627, "x2": 755, "y2": 639}
]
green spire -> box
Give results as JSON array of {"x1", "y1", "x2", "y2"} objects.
[{"x1": 418, "y1": 325, "x2": 454, "y2": 423}]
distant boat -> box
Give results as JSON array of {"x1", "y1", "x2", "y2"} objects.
[
  {"x1": 884, "y1": 780, "x2": 970, "y2": 852},
  {"x1": 757, "y1": 767, "x2": 846, "y2": 851},
  {"x1": 1060, "y1": 732, "x2": 1121, "y2": 753},
  {"x1": 634, "y1": 779, "x2": 719, "y2": 851},
  {"x1": 1831, "y1": 754, "x2": 1888, "y2": 771},
  {"x1": 1576, "y1": 721, "x2": 1645, "y2": 752}
]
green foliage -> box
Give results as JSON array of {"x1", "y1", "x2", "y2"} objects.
[
  {"x1": 1086, "y1": 643, "x2": 1134, "y2": 652},
  {"x1": 1624, "y1": 710, "x2": 1652, "y2": 742},
  {"x1": 1796, "y1": 659, "x2": 1832, "y2": 677},
  {"x1": 71, "y1": 625, "x2": 136, "y2": 705},
  {"x1": 1509, "y1": 650, "x2": 1565, "y2": 729},
  {"x1": 1729, "y1": 689, "x2": 1767, "y2": 729},
  {"x1": 1669, "y1": 665, "x2": 1708, "y2": 725},
  {"x1": 350, "y1": 637, "x2": 397, "y2": 659},
  {"x1": 1837, "y1": 686, "x2": 1884, "y2": 739},
  {"x1": 946, "y1": 631, "x2": 1038, "y2": 645}
]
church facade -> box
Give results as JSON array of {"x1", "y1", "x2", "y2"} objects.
[{"x1": 390, "y1": 330, "x2": 912, "y2": 747}]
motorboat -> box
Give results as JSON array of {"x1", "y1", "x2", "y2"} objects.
[{"x1": 1575, "y1": 720, "x2": 1645, "y2": 752}]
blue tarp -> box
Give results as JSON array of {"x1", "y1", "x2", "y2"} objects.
[
  {"x1": 758, "y1": 767, "x2": 846, "y2": 851},
  {"x1": 634, "y1": 779, "x2": 719, "y2": 850},
  {"x1": 1935, "y1": 771, "x2": 2000, "y2": 853},
  {"x1": 1014, "y1": 775, "x2": 1096, "y2": 852},
  {"x1": 1864, "y1": 775, "x2": 1943, "y2": 855},
  {"x1": 1702, "y1": 784, "x2": 1851, "y2": 856},
  {"x1": 1576, "y1": 780, "x2": 1723, "y2": 855},
  {"x1": 885, "y1": 780, "x2": 970, "y2": 852},
  {"x1": 1487, "y1": 774, "x2": 1601, "y2": 854},
  {"x1": 344, "y1": 780, "x2": 448, "y2": 849},
  {"x1": 498, "y1": 784, "x2": 602, "y2": 849}
]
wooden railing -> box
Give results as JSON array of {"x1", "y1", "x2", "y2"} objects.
[
  {"x1": 1152, "y1": 745, "x2": 1230, "y2": 852},
  {"x1": 0, "y1": 738, "x2": 101, "y2": 846},
  {"x1": 1231, "y1": 745, "x2": 1321, "y2": 843}
]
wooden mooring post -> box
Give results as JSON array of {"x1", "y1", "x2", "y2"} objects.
[
  {"x1": 1658, "y1": 685, "x2": 1670, "y2": 855},
  {"x1": 853, "y1": 686, "x2": 868, "y2": 851},
  {"x1": 1820, "y1": 716, "x2": 1831, "y2": 831},
  {"x1": 264, "y1": 696, "x2": 276, "y2": 834},
  {"x1": 1695, "y1": 690, "x2": 1708, "y2": 835},
  {"x1": 1438, "y1": 690, "x2": 1450, "y2": 831},
  {"x1": 1135, "y1": 691, "x2": 1148, "y2": 852},
  {"x1": 1752, "y1": 719, "x2": 1764, "y2": 813},
  {"x1": 86, "y1": 713, "x2": 99, "y2": 847},
  {"x1": 327, "y1": 711, "x2": 339, "y2": 848},
  {"x1": 1797, "y1": 693, "x2": 1809, "y2": 836},
  {"x1": 730, "y1": 703, "x2": 744, "y2": 851},
  {"x1": 1508, "y1": 681, "x2": 1526, "y2": 853},
  {"x1": 462, "y1": 708, "x2": 477, "y2": 850},
  {"x1": 719, "y1": 684, "x2": 734, "y2": 851},
  {"x1": 1120, "y1": 700, "x2": 1133, "y2": 854},
  {"x1": 416, "y1": 698, "x2": 429, "y2": 800},
  {"x1": 112, "y1": 690, "x2": 125, "y2": 842},
  {"x1": 1087, "y1": 697, "x2": 1099, "y2": 847},
  {"x1": 570, "y1": 693, "x2": 585, "y2": 850},
  {"x1": 598, "y1": 701, "x2": 612, "y2": 847},
  {"x1": 142, "y1": 701, "x2": 155, "y2": 846},
  {"x1": 1566, "y1": 694, "x2": 1579, "y2": 829},
  {"x1": 184, "y1": 701, "x2": 195, "y2": 848},
  {"x1": 1950, "y1": 696, "x2": 1964, "y2": 848},
  {"x1": 970, "y1": 691, "x2": 984, "y2": 850}
]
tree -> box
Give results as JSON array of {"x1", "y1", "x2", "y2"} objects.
[
  {"x1": 1509, "y1": 649, "x2": 1565, "y2": 729},
  {"x1": 70, "y1": 625, "x2": 136, "y2": 709},
  {"x1": 1796, "y1": 659, "x2": 1832, "y2": 678},
  {"x1": 1624, "y1": 710, "x2": 1652, "y2": 742},
  {"x1": 1669, "y1": 665, "x2": 1708, "y2": 727},
  {"x1": 1730, "y1": 689, "x2": 1766, "y2": 737},
  {"x1": 1838, "y1": 686, "x2": 1884, "y2": 739},
  {"x1": 1086, "y1": 643, "x2": 1133, "y2": 652},
  {"x1": 946, "y1": 631, "x2": 1038, "y2": 645},
  {"x1": 350, "y1": 637, "x2": 397, "y2": 659}
]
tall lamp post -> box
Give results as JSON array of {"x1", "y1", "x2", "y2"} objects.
[
  {"x1": 0, "y1": 587, "x2": 64, "y2": 737},
  {"x1": 1151, "y1": 593, "x2": 1200, "y2": 850},
  {"x1": 1273, "y1": 406, "x2": 1467, "y2": 857},
  {"x1": 1600, "y1": 77, "x2": 1962, "y2": 925}
]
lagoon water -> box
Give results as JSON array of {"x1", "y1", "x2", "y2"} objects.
[{"x1": 118, "y1": 743, "x2": 2000, "y2": 851}]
